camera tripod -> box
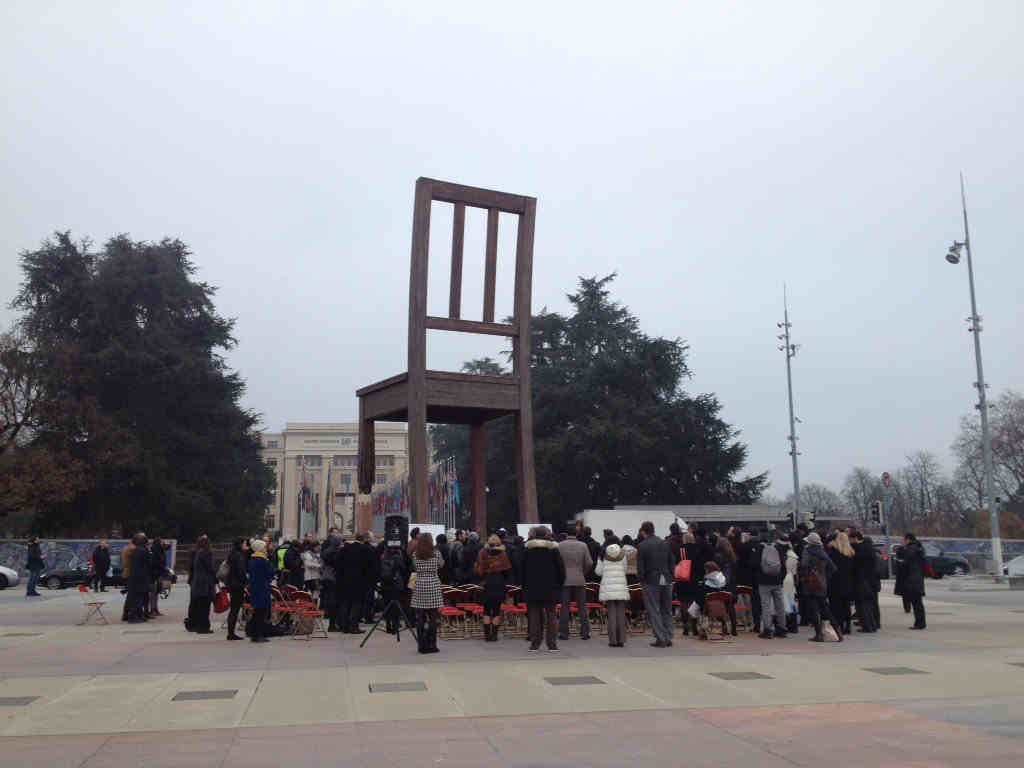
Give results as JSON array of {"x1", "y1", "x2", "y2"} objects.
[{"x1": 359, "y1": 597, "x2": 418, "y2": 647}]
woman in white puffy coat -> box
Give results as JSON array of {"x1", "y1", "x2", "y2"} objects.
[
  {"x1": 596, "y1": 543, "x2": 629, "y2": 647},
  {"x1": 782, "y1": 543, "x2": 799, "y2": 633}
]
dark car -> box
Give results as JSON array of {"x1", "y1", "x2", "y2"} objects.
[
  {"x1": 41, "y1": 556, "x2": 125, "y2": 590},
  {"x1": 892, "y1": 543, "x2": 970, "y2": 578},
  {"x1": 922, "y1": 543, "x2": 970, "y2": 577}
]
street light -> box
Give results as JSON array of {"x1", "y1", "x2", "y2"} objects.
[
  {"x1": 777, "y1": 288, "x2": 800, "y2": 531},
  {"x1": 944, "y1": 174, "x2": 1003, "y2": 580}
]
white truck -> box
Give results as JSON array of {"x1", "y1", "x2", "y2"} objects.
[{"x1": 575, "y1": 509, "x2": 685, "y2": 539}]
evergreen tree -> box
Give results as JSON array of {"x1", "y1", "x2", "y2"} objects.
[
  {"x1": 7, "y1": 232, "x2": 273, "y2": 538},
  {"x1": 432, "y1": 275, "x2": 767, "y2": 533}
]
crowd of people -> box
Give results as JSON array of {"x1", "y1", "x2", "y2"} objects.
[
  {"x1": 23, "y1": 521, "x2": 927, "y2": 652},
  {"x1": 169, "y1": 520, "x2": 928, "y2": 651}
]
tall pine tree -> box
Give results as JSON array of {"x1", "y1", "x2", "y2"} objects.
[
  {"x1": 8, "y1": 232, "x2": 273, "y2": 538},
  {"x1": 432, "y1": 275, "x2": 767, "y2": 533}
]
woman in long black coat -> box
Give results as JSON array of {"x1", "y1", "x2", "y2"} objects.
[
  {"x1": 849, "y1": 531, "x2": 878, "y2": 633},
  {"x1": 827, "y1": 532, "x2": 856, "y2": 634},
  {"x1": 186, "y1": 535, "x2": 216, "y2": 634},
  {"x1": 896, "y1": 533, "x2": 927, "y2": 630},
  {"x1": 225, "y1": 537, "x2": 249, "y2": 641},
  {"x1": 125, "y1": 534, "x2": 152, "y2": 623}
]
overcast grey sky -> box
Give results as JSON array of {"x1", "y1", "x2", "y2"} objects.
[{"x1": 2, "y1": 2, "x2": 1021, "y2": 498}]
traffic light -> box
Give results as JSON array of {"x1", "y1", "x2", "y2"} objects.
[{"x1": 869, "y1": 500, "x2": 882, "y2": 525}]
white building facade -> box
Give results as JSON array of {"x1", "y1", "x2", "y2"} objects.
[{"x1": 260, "y1": 423, "x2": 410, "y2": 539}]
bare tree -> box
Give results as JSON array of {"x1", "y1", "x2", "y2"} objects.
[
  {"x1": 903, "y1": 451, "x2": 943, "y2": 519},
  {"x1": 991, "y1": 391, "x2": 1024, "y2": 502},
  {"x1": 785, "y1": 482, "x2": 845, "y2": 522},
  {"x1": 842, "y1": 467, "x2": 880, "y2": 527},
  {"x1": 951, "y1": 391, "x2": 1023, "y2": 509}
]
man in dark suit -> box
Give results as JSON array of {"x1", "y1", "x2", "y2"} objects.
[
  {"x1": 335, "y1": 533, "x2": 375, "y2": 633},
  {"x1": 91, "y1": 541, "x2": 111, "y2": 593},
  {"x1": 636, "y1": 521, "x2": 676, "y2": 647}
]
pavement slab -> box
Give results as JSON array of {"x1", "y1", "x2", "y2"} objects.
[{"x1": 0, "y1": 577, "x2": 1022, "y2": 766}]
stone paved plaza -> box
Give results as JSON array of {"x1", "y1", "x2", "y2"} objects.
[{"x1": 1, "y1": 580, "x2": 1023, "y2": 767}]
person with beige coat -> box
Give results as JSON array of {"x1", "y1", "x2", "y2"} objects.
[{"x1": 557, "y1": 534, "x2": 593, "y2": 640}]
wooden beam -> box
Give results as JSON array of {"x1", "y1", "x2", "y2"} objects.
[
  {"x1": 408, "y1": 178, "x2": 432, "y2": 524},
  {"x1": 470, "y1": 423, "x2": 487, "y2": 534},
  {"x1": 357, "y1": 399, "x2": 375, "y2": 495},
  {"x1": 422, "y1": 177, "x2": 529, "y2": 214},
  {"x1": 513, "y1": 199, "x2": 538, "y2": 522},
  {"x1": 425, "y1": 316, "x2": 517, "y2": 337},
  {"x1": 449, "y1": 202, "x2": 465, "y2": 319},
  {"x1": 483, "y1": 208, "x2": 498, "y2": 323}
]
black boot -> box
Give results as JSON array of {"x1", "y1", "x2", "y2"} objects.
[{"x1": 425, "y1": 624, "x2": 440, "y2": 653}]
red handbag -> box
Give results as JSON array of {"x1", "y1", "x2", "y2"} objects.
[
  {"x1": 674, "y1": 554, "x2": 692, "y2": 582},
  {"x1": 213, "y1": 587, "x2": 231, "y2": 614}
]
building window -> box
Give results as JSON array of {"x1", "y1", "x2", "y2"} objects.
[
  {"x1": 266, "y1": 458, "x2": 277, "y2": 466},
  {"x1": 332, "y1": 455, "x2": 357, "y2": 467},
  {"x1": 340, "y1": 473, "x2": 352, "y2": 488},
  {"x1": 265, "y1": 515, "x2": 276, "y2": 529},
  {"x1": 266, "y1": 440, "x2": 279, "y2": 448},
  {"x1": 375, "y1": 473, "x2": 387, "y2": 486},
  {"x1": 296, "y1": 455, "x2": 322, "y2": 467},
  {"x1": 375, "y1": 455, "x2": 395, "y2": 467}
]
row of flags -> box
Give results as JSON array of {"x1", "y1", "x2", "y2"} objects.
[
  {"x1": 371, "y1": 456, "x2": 460, "y2": 529},
  {"x1": 295, "y1": 460, "x2": 358, "y2": 536}
]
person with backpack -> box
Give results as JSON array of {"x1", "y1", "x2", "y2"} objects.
[
  {"x1": 801, "y1": 532, "x2": 841, "y2": 642},
  {"x1": 750, "y1": 529, "x2": 788, "y2": 639},
  {"x1": 474, "y1": 535, "x2": 513, "y2": 641},
  {"x1": 378, "y1": 542, "x2": 411, "y2": 634}
]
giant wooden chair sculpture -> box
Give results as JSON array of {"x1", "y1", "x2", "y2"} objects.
[{"x1": 356, "y1": 178, "x2": 539, "y2": 530}]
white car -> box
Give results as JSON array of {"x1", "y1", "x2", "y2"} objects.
[
  {"x1": 1004, "y1": 555, "x2": 1024, "y2": 578},
  {"x1": 0, "y1": 565, "x2": 20, "y2": 589}
]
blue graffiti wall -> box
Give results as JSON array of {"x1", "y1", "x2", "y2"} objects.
[{"x1": 0, "y1": 539, "x2": 177, "y2": 576}]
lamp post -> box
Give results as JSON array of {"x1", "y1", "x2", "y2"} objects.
[
  {"x1": 945, "y1": 174, "x2": 1003, "y2": 580},
  {"x1": 778, "y1": 289, "x2": 801, "y2": 530}
]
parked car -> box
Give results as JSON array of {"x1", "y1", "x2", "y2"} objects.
[
  {"x1": 892, "y1": 543, "x2": 971, "y2": 578},
  {"x1": 41, "y1": 556, "x2": 125, "y2": 590},
  {"x1": 0, "y1": 565, "x2": 20, "y2": 589},
  {"x1": 1003, "y1": 555, "x2": 1024, "y2": 578},
  {"x1": 922, "y1": 543, "x2": 971, "y2": 577}
]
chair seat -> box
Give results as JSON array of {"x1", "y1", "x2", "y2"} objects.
[{"x1": 358, "y1": 370, "x2": 521, "y2": 425}]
